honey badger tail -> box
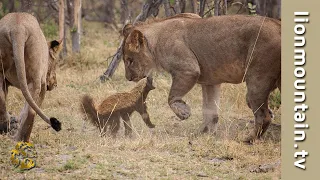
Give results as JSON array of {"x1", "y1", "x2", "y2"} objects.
[{"x1": 81, "y1": 95, "x2": 99, "y2": 126}]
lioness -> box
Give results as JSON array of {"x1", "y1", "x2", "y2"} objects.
[
  {"x1": 121, "y1": 13, "x2": 281, "y2": 143},
  {"x1": 0, "y1": 13, "x2": 62, "y2": 142},
  {"x1": 81, "y1": 77, "x2": 155, "y2": 137}
]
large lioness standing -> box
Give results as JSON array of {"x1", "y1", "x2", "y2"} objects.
[
  {"x1": 121, "y1": 13, "x2": 281, "y2": 143},
  {"x1": 0, "y1": 13, "x2": 62, "y2": 142}
]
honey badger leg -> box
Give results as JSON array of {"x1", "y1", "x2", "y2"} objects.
[
  {"x1": 199, "y1": 84, "x2": 221, "y2": 134},
  {"x1": 121, "y1": 112, "x2": 133, "y2": 137},
  {"x1": 110, "y1": 113, "x2": 121, "y2": 138},
  {"x1": 137, "y1": 104, "x2": 155, "y2": 128}
]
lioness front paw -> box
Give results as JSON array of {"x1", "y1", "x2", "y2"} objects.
[
  {"x1": 148, "y1": 123, "x2": 155, "y2": 128},
  {"x1": 170, "y1": 101, "x2": 191, "y2": 120}
]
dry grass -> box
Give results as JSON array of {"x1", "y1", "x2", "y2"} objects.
[{"x1": 0, "y1": 20, "x2": 281, "y2": 179}]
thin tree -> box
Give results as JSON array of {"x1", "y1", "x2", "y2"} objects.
[
  {"x1": 199, "y1": 0, "x2": 206, "y2": 17},
  {"x1": 59, "y1": 0, "x2": 65, "y2": 40},
  {"x1": 100, "y1": 0, "x2": 163, "y2": 82},
  {"x1": 105, "y1": 0, "x2": 115, "y2": 24},
  {"x1": 179, "y1": 0, "x2": 186, "y2": 13},
  {"x1": 21, "y1": 0, "x2": 32, "y2": 12},
  {"x1": 163, "y1": 0, "x2": 173, "y2": 17},
  {"x1": 8, "y1": 0, "x2": 15, "y2": 12},
  {"x1": 120, "y1": 0, "x2": 129, "y2": 24},
  {"x1": 214, "y1": 0, "x2": 220, "y2": 16},
  {"x1": 190, "y1": 0, "x2": 198, "y2": 13},
  {"x1": 71, "y1": 0, "x2": 81, "y2": 53},
  {"x1": 174, "y1": 0, "x2": 182, "y2": 14}
]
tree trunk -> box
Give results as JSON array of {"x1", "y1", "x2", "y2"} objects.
[
  {"x1": 199, "y1": 0, "x2": 206, "y2": 17},
  {"x1": 214, "y1": 0, "x2": 220, "y2": 16},
  {"x1": 174, "y1": 0, "x2": 182, "y2": 14},
  {"x1": 71, "y1": 0, "x2": 81, "y2": 53},
  {"x1": 8, "y1": 0, "x2": 15, "y2": 12},
  {"x1": 120, "y1": 0, "x2": 129, "y2": 24},
  {"x1": 67, "y1": 0, "x2": 74, "y2": 26},
  {"x1": 104, "y1": 0, "x2": 115, "y2": 23},
  {"x1": 180, "y1": 0, "x2": 186, "y2": 13},
  {"x1": 254, "y1": 0, "x2": 280, "y2": 19},
  {"x1": 59, "y1": 0, "x2": 65, "y2": 40},
  {"x1": 190, "y1": 0, "x2": 198, "y2": 14},
  {"x1": 224, "y1": 0, "x2": 227, "y2": 15},
  {"x1": 163, "y1": 0, "x2": 173, "y2": 17},
  {"x1": 100, "y1": 0, "x2": 163, "y2": 82},
  {"x1": 277, "y1": 0, "x2": 281, "y2": 19},
  {"x1": 20, "y1": 0, "x2": 32, "y2": 12},
  {"x1": 255, "y1": 0, "x2": 266, "y2": 16},
  {"x1": 135, "y1": 0, "x2": 163, "y2": 22}
]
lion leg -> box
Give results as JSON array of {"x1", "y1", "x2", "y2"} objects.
[
  {"x1": 168, "y1": 72, "x2": 199, "y2": 120},
  {"x1": 14, "y1": 83, "x2": 44, "y2": 142},
  {"x1": 246, "y1": 94, "x2": 274, "y2": 120},
  {"x1": 121, "y1": 112, "x2": 133, "y2": 137},
  {"x1": 199, "y1": 84, "x2": 221, "y2": 134},
  {"x1": 245, "y1": 79, "x2": 275, "y2": 143},
  {"x1": 0, "y1": 77, "x2": 9, "y2": 133}
]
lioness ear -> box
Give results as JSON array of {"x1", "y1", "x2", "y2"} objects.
[
  {"x1": 48, "y1": 40, "x2": 63, "y2": 60},
  {"x1": 48, "y1": 40, "x2": 63, "y2": 53},
  {"x1": 122, "y1": 23, "x2": 133, "y2": 38},
  {"x1": 128, "y1": 30, "x2": 145, "y2": 53}
]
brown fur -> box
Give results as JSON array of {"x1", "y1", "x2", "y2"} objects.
[
  {"x1": 0, "y1": 13, "x2": 63, "y2": 142},
  {"x1": 81, "y1": 77, "x2": 155, "y2": 137},
  {"x1": 122, "y1": 13, "x2": 281, "y2": 143}
]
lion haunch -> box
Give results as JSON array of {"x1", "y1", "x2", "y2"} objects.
[
  {"x1": 81, "y1": 77, "x2": 155, "y2": 137},
  {"x1": 0, "y1": 13, "x2": 63, "y2": 142}
]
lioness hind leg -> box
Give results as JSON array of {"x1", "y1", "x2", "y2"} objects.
[
  {"x1": 199, "y1": 84, "x2": 221, "y2": 134},
  {"x1": 14, "y1": 83, "x2": 45, "y2": 142},
  {"x1": 245, "y1": 79, "x2": 275, "y2": 143},
  {"x1": 169, "y1": 72, "x2": 199, "y2": 120},
  {"x1": 0, "y1": 77, "x2": 9, "y2": 133}
]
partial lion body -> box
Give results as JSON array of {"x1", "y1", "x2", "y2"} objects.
[
  {"x1": 122, "y1": 13, "x2": 281, "y2": 143},
  {"x1": 0, "y1": 13, "x2": 62, "y2": 141},
  {"x1": 81, "y1": 77, "x2": 155, "y2": 137}
]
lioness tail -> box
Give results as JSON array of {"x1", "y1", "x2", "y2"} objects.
[{"x1": 11, "y1": 24, "x2": 61, "y2": 131}]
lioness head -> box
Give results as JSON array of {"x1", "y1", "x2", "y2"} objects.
[
  {"x1": 122, "y1": 24, "x2": 154, "y2": 82},
  {"x1": 47, "y1": 39, "x2": 63, "y2": 91}
]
